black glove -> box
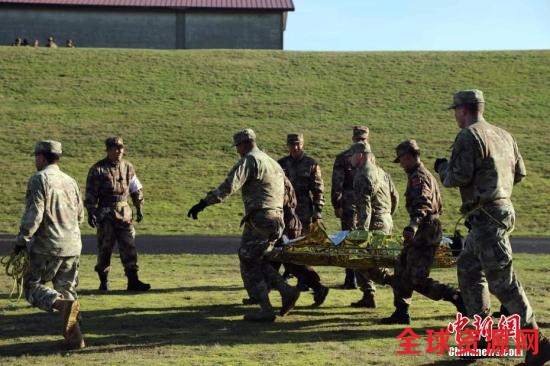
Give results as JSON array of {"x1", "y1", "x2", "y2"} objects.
[
  {"x1": 87, "y1": 212, "x2": 97, "y2": 228},
  {"x1": 434, "y1": 158, "x2": 448, "y2": 173},
  {"x1": 187, "y1": 199, "x2": 207, "y2": 220},
  {"x1": 136, "y1": 208, "x2": 143, "y2": 223},
  {"x1": 402, "y1": 226, "x2": 415, "y2": 244},
  {"x1": 12, "y1": 243, "x2": 26, "y2": 255}
]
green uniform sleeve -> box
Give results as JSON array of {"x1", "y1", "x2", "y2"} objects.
[
  {"x1": 204, "y1": 156, "x2": 255, "y2": 205},
  {"x1": 16, "y1": 175, "x2": 45, "y2": 246}
]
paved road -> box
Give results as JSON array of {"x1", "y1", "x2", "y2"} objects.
[{"x1": 0, "y1": 235, "x2": 549, "y2": 255}]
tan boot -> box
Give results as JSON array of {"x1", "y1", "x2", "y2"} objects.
[
  {"x1": 58, "y1": 299, "x2": 85, "y2": 349},
  {"x1": 279, "y1": 284, "x2": 300, "y2": 316}
]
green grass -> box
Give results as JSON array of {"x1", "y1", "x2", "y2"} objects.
[
  {"x1": 1, "y1": 48, "x2": 549, "y2": 235},
  {"x1": 1, "y1": 253, "x2": 549, "y2": 365}
]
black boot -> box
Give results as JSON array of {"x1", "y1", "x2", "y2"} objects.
[
  {"x1": 312, "y1": 285, "x2": 329, "y2": 307},
  {"x1": 381, "y1": 304, "x2": 411, "y2": 325},
  {"x1": 342, "y1": 269, "x2": 357, "y2": 289},
  {"x1": 97, "y1": 271, "x2": 109, "y2": 291},
  {"x1": 126, "y1": 270, "x2": 151, "y2": 291},
  {"x1": 447, "y1": 290, "x2": 467, "y2": 314},
  {"x1": 350, "y1": 291, "x2": 376, "y2": 308}
]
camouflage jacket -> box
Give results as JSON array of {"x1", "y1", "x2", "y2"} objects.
[
  {"x1": 353, "y1": 162, "x2": 399, "y2": 232},
  {"x1": 438, "y1": 118, "x2": 526, "y2": 213},
  {"x1": 204, "y1": 146, "x2": 284, "y2": 215},
  {"x1": 16, "y1": 164, "x2": 83, "y2": 256},
  {"x1": 283, "y1": 175, "x2": 302, "y2": 239},
  {"x1": 331, "y1": 146, "x2": 357, "y2": 211},
  {"x1": 278, "y1": 153, "x2": 325, "y2": 222},
  {"x1": 85, "y1": 158, "x2": 143, "y2": 223},
  {"x1": 405, "y1": 162, "x2": 442, "y2": 234}
]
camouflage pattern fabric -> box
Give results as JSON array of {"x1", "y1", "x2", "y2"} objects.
[
  {"x1": 331, "y1": 146, "x2": 358, "y2": 230},
  {"x1": 354, "y1": 164, "x2": 398, "y2": 293},
  {"x1": 438, "y1": 118, "x2": 532, "y2": 326},
  {"x1": 24, "y1": 252, "x2": 79, "y2": 312},
  {"x1": 239, "y1": 210, "x2": 286, "y2": 301},
  {"x1": 393, "y1": 163, "x2": 457, "y2": 306},
  {"x1": 204, "y1": 147, "x2": 284, "y2": 214},
  {"x1": 85, "y1": 158, "x2": 143, "y2": 274},
  {"x1": 16, "y1": 164, "x2": 83, "y2": 256},
  {"x1": 278, "y1": 153, "x2": 324, "y2": 234}
]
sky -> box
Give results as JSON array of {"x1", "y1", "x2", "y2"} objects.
[{"x1": 285, "y1": 0, "x2": 550, "y2": 51}]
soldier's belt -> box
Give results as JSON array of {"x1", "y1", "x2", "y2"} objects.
[{"x1": 269, "y1": 222, "x2": 457, "y2": 269}]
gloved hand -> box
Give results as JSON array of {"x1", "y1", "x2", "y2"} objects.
[
  {"x1": 402, "y1": 226, "x2": 415, "y2": 244},
  {"x1": 434, "y1": 158, "x2": 448, "y2": 173},
  {"x1": 12, "y1": 242, "x2": 26, "y2": 255},
  {"x1": 136, "y1": 208, "x2": 143, "y2": 223},
  {"x1": 88, "y1": 212, "x2": 97, "y2": 228},
  {"x1": 187, "y1": 199, "x2": 207, "y2": 220}
]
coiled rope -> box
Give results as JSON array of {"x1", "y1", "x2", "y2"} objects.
[{"x1": 1, "y1": 249, "x2": 29, "y2": 302}]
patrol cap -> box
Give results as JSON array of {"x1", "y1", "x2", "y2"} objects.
[
  {"x1": 350, "y1": 141, "x2": 372, "y2": 154},
  {"x1": 393, "y1": 139, "x2": 420, "y2": 163},
  {"x1": 353, "y1": 126, "x2": 369, "y2": 139},
  {"x1": 233, "y1": 128, "x2": 256, "y2": 146},
  {"x1": 33, "y1": 140, "x2": 62, "y2": 156},
  {"x1": 105, "y1": 136, "x2": 124, "y2": 148},
  {"x1": 287, "y1": 133, "x2": 304, "y2": 145},
  {"x1": 448, "y1": 89, "x2": 485, "y2": 109}
]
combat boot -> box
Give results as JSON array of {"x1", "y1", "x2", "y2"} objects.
[
  {"x1": 58, "y1": 299, "x2": 85, "y2": 349},
  {"x1": 381, "y1": 304, "x2": 411, "y2": 325},
  {"x1": 342, "y1": 269, "x2": 357, "y2": 289},
  {"x1": 243, "y1": 296, "x2": 276, "y2": 322},
  {"x1": 350, "y1": 291, "x2": 376, "y2": 308},
  {"x1": 126, "y1": 270, "x2": 151, "y2": 292},
  {"x1": 279, "y1": 283, "x2": 300, "y2": 316},
  {"x1": 525, "y1": 326, "x2": 550, "y2": 366},
  {"x1": 242, "y1": 297, "x2": 260, "y2": 305},
  {"x1": 97, "y1": 271, "x2": 109, "y2": 291},
  {"x1": 312, "y1": 285, "x2": 329, "y2": 307}
]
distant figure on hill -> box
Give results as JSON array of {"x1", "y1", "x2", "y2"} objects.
[
  {"x1": 66, "y1": 39, "x2": 74, "y2": 48},
  {"x1": 13, "y1": 37, "x2": 22, "y2": 46},
  {"x1": 46, "y1": 36, "x2": 58, "y2": 48},
  {"x1": 33, "y1": 39, "x2": 40, "y2": 47}
]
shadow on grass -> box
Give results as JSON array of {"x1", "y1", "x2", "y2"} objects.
[
  {"x1": 0, "y1": 301, "x2": 421, "y2": 357},
  {"x1": 77, "y1": 285, "x2": 243, "y2": 296}
]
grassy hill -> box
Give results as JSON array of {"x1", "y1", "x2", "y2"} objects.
[{"x1": 0, "y1": 47, "x2": 549, "y2": 235}]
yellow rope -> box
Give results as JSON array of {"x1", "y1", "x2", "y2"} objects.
[{"x1": 1, "y1": 249, "x2": 29, "y2": 302}]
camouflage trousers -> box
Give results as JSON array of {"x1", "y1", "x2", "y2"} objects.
[
  {"x1": 457, "y1": 204, "x2": 534, "y2": 326},
  {"x1": 340, "y1": 192, "x2": 358, "y2": 283},
  {"x1": 95, "y1": 218, "x2": 139, "y2": 275},
  {"x1": 356, "y1": 217, "x2": 393, "y2": 293},
  {"x1": 24, "y1": 252, "x2": 79, "y2": 312},
  {"x1": 239, "y1": 210, "x2": 286, "y2": 302},
  {"x1": 393, "y1": 218, "x2": 457, "y2": 307}
]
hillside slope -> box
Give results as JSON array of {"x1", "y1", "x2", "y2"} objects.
[{"x1": 1, "y1": 48, "x2": 549, "y2": 235}]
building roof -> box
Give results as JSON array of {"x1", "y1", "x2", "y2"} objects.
[{"x1": 0, "y1": 0, "x2": 294, "y2": 10}]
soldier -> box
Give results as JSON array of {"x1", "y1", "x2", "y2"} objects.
[
  {"x1": 187, "y1": 129, "x2": 300, "y2": 322},
  {"x1": 85, "y1": 137, "x2": 150, "y2": 292},
  {"x1": 12, "y1": 140, "x2": 85, "y2": 349},
  {"x1": 332, "y1": 126, "x2": 369, "y2": 289},
  {"x1": 349, "y1": 142, "x2": 398, "y2": 308},
  {"x1": 381, "y1": 140, "x2": 464, "y2": 324},
  {"x1": 278, "y1": 133, "x2": 328, "y2": 299},
  {"x1": 46, "y1": 36, "x2": 58, "y2": 48},
  {"x1": 435, "y1": 89, "x2": 550, "y2": 364}
]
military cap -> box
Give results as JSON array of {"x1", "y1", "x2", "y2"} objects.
[
  {"x1": 233, "y1": 128, "x2": 256, "y2": 146},
  {"x1": 33, "y1": 140, "x2": 62, "y2": 155},
  {"x1": 105, "y1": 136, "x2": 124, "y2": 148},
  {"x1": 350, "y1": 141, "x2": 372, "y2": 154},
  {"x1": 448, "y1": 89, "x2": 485, "y2": 109},
  {"x1": 287, "y1": 133, "x2": 304, "y2": 144},
  {"x1": 353, "y1": 126, "x2": 369, "y2": 139},
  {"x1": 393, "y1": 139, "x2": 420, "y2": 163}
]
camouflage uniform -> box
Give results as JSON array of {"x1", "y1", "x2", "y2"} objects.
[
  {"x1": 278, "y1": 145, "x2": 324, "y2": 234},
  {"x1": 199, "y1": 131, "x2": 295, "y2": 315},
  {"x1": 15, "y1": 141, "x2": 83, "y2": 312},
  {"x1": 332, "y1": 126, "x2": 369, "y2": 287},
  {"x1": 437, "y1": 90, "x2": 534, "y2": 326},
  {"x1": 353, "y1": 157, "x2": 398, "y2": 294},
  {"x1": 85, "y1": 156, "x2": 143, "y2": 276}
]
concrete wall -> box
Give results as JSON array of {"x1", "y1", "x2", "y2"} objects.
[
  {"x1": 0, "y1": 6, "x2": 284, "y2": 49},
  {"x1": 184, "y1": 11, "x2": 282, "y2": 49},
  {"x1": 0, "y1": 6, "x2": 177, "y2": 48}
]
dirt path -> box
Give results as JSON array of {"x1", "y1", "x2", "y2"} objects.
[{"x1": 1, "y1": 235, "x2": 548, "y2": 255}]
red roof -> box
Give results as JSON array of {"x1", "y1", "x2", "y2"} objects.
[{"x1": 0, "y1": 0, "x2": 294, "y2": 10}]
